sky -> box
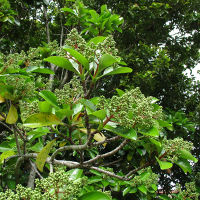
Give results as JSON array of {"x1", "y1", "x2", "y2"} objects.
[{"x1": 185, "y1": 64, "x2": 200, "y2": 81}]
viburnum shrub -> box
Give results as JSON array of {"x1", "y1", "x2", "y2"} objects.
[{"x1": 0, "y1": 29, "x2": 198, "y2": 199}]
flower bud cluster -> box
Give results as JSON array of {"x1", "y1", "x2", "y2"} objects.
[
  {"x1": 131, "y1": 167, "x2": 159, "y2": 189},
  {"x1": 0, "y1": 170, "x2": 88, "y2": 200},
  {"x1": 98, "y1": 87, "x2": 162, "y2": 129},
  {"x1": 55, "y1": 76, "x2": 84, "y2": 105},
  {"x1": 19, "y1": 100, "x2": 39, "y2": 121},
  {"x1": 2, "y1": 76, "x2": 36, "y2": 100},
  {"x1": 64, "y1": 29, "x2": 119, "y2": 64},
  {"x1": 163, "y1": 137, "x2": 194, "y2": 162},
  {"x1": 176, "y1": 182, "x2": 199, "y2": 200}
]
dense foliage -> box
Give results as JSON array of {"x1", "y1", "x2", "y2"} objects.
[{"x1": 0, "y1": 0, "x2": 199, "y2": 199}]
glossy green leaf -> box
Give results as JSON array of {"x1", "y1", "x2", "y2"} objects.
[
  {"x1": 175, "y1": 158, "x2": 192, "y2": 173},
  {"x1": 178, "y1": 149, "x2": 198, "y2": 163},
  {"x1": 39, "y1": 90, "x2": 60, "y2": 109},
  {"x1": 38, "y1": 101, "x2": 52, "y2": 113},
  {"x1": 98, "y1": 54, "x2": 117, "y2": 73},
  {"x1": 104, "y1": 125, "x2": 137, "y2": 140},
  {"x1": 88, "y1": 36, "x2": 106, "y2": 45},
  {"x1": 81, "y1": 99, "x2": 96, "y2": 112},
  {"x1": 116, "y1": 88, "x2": 125, "y2": 96},
  {"x1": 67, "y1": 169, "x2": 83, "y2": 180},
  {"x1": 88, "y1": 176, "x2": 102, "y2": 184},
  {"x1": 64, "y1": 48, "x2": 89, "y2": 70},
  {"x1": 123, "y1": 187, "x2": 130, "y2": 196},
  {"x1": 36, "y1": 139, "x2": 56, "y2": 172},
  {"x1": 6, "y1": 104, "x2": 18, "y2": 124},
  {"x1": 23, "y1": 113, "x2": 64, "y2": 128},
  {"x1": 151, "y1": 184, "x2": 157, "y2": 191},
  {"x1": 79, "y1": 191, "x2": 111, "y2": 200},
  {"x1": 61, "y1": 7, "x2": 75, "y2": 14},
  {"x1": 138, "y1": 185, "x2": 147, "y2": 194},
  {"x1": 156, "y1": 157, "x2": 173, "y2": 170},
  {"x1": 91, "y1": 110, "x2": 106, "y2": 120},
  {"x1": 44, "y1": 56, "x2": 76, "y2": 73},
  {"x1": 141, "y1": 127, "x2": 159, "y2": 137},
  {"x1": 0, "y1": 150, "x2": 15, "y2": 164},
  {"x1": 102, "y1": 66, "x2": 132, "y2": 77}
]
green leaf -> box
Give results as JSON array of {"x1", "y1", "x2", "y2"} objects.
[
  {"x1": 159, "y1": 195, "x2": 171, "y2": 200},
  {"x1": 138, "y1": 185, "x2": 147, "y2": 194},
  {"x1": 88, "y1": 36, "x2": 106, "y2": 45},
  {"x1": 67, "y1": 169, "x2": 83, "y2": 180},
  {"x1": 56, "y1": 109, "x2": 73, "y2": 120},
  {"x1": 39, "y1": 90, "x2": 60, "y2": 109},
  {"x1": 44, "y1": 56, "x2": 77, "y2": 73},
  {"x1": 98, "y1": 54, "x2": 118, "y2": 73},
  {"x1": 123, "y1": 187, "x2": 130, "y2": 196},
  {"x1": 156, "y1": 157, "x2": 173, "y2": 170},
  {"x1": 0, "y1": 146, "x2": 13, "y2": 153},
  {"x1": 140, "y1": 171, "x2": 151, "y2": 181},
  {"x1": 151, "y1": 184, "x2": 157, "y2": 191},
  {"x1": 175, "y1": 158, "x2": 192, "y2": 173},
  {"x1": 141, "y1": 127, "x2": 159, "y2": 137},
  {"x1": 38, "y1": 101, "x2": 52, "y2": 113},
  {"x1": 102, "y1": 66, "x2": 132, "y2": 77},
  {"x1": 36, "y1": 139, "x2": 56, "y2": 172},
  {"x1": 91, "y1": 110, "x2": 106, "y2": 120},
  {"x1": 116, "y1": 88, "x2": 125, "y2": 96},
  {"x1": 31, "y1": 68, "x2": 55, "y2": 74},
  {"x1": 6, "y1": 104, "x2": 18, "y2": 124},
  {"x1": 61, "y1": 7, "x2": 75, "y2": 14},
  {"x1": 64, "y1": 48, "x2": 89, "y2": 70},
  {"x1": 29, "y1": 141, "x2": 43, "y2": 152},
  {"x1": 79, "y1": 191, "x2": 111, "y2": 200},
  {"x1": 23, "y1": 113, "x2": 64, "y2": 128},
  {"x1": 149, "y1": 138, "x2": 161, "y2": 147},
  {"x1": 88, "y1": 176, "x2": 102, "y2": 184},
  {"x1": 81, "y1": 99, "x2": 96, "y2": 112},
  {"x1": 0, "y1": 150, "x2": 15, "y2": 164},
  {"x1": 178, "y1": 149, "x2": 198, "y2": 163},
  {"x1": 104, "y1": 125, "x2": 137, "y2": 140}
]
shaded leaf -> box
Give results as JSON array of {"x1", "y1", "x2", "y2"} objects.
[
  {"x1": 175, "y1": 158, "x2": 192, "y2": 173},
  {"x1": 36, "y1": 139, "x2": 56, "y2": 172},
  {"x1": 0, "y1": 95, "x2": 5, "y2": 103},
  {"x1": 29, "y1": 141, "x2": 43, "y2": 152}
]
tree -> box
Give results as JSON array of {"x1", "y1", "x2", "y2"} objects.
[{"x1": 0, "y1": 0, "x2": 199, "y2": 199}]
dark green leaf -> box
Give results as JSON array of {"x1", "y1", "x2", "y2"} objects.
[
  {"x1": 175, "y1": 158, "x2": 192, "y2": 173},
  {"x1": 104, "y1": 125, "x2": 137, "y2": 140}
]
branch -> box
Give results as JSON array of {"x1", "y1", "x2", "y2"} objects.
[
  {"x1": 83, "y1": 139, "x2": 129, "y2": 166},
  {"x1": 27, "y1": 163, "x2": 36, "y2": 189}
]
